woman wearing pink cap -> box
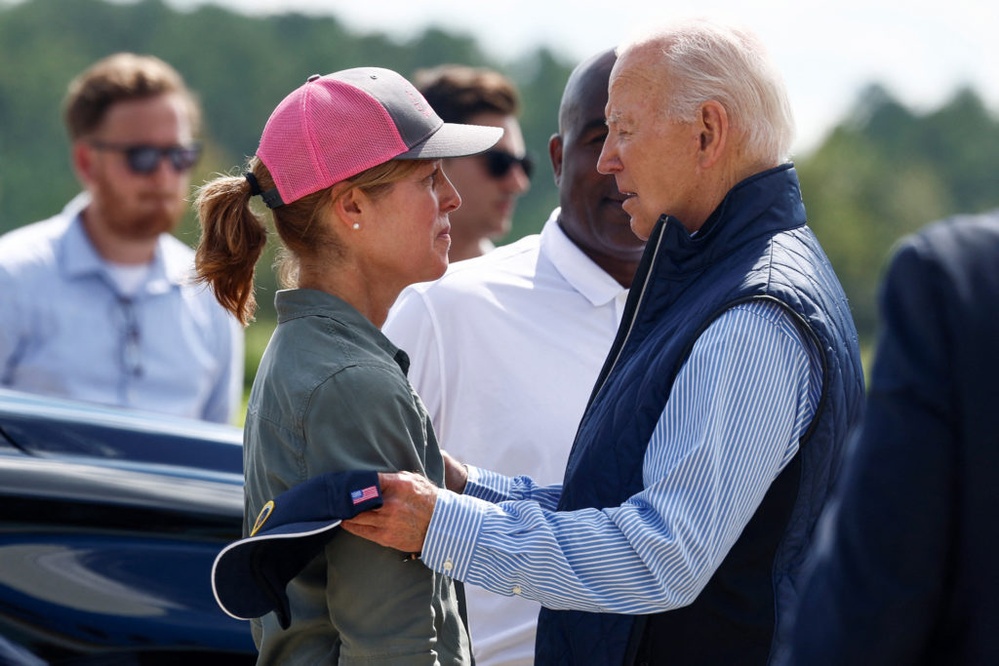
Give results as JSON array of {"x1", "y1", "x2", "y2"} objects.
[{"x1": 194, "y1": 68, "x2": 500, "y2": 664}]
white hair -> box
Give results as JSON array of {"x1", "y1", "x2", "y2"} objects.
[{"x1": 618, "y1": 17, "x2": 796, "y2": 163}]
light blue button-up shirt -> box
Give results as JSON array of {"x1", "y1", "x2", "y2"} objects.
[
  {"x1": 421, "y1": 300, "x2": 822, "y2": 613},
  {"x1": 0, "y1": 193, "x2": 243, "y2": 423}
]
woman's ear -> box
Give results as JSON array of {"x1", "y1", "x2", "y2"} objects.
[{"x1": 329, "y1": 184, "x2": 365, "y2": 231}]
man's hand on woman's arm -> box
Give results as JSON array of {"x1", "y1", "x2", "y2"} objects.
[{"x1": 341, "y1": 471, "x2": 439, "y2": 554}]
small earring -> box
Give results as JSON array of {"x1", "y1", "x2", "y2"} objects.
[{"x1": 352, "y1": 223, "x2": 360, "y2": 230}]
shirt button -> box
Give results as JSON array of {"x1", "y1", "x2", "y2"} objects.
[
  {"x1": 512, "y1": 585, "x2": 522, "y2": 595},
  {"x1": 443, "y1": 559, "x2": 454, "y2": 572}
]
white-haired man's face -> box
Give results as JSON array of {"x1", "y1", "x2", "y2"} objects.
[{"x1": 597, "y1": 48, "x2": 716, "y2": 238}]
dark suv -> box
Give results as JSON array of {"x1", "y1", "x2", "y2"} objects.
[{"x1": 0, "y1": 388, "x2": 256, "y2": 664}]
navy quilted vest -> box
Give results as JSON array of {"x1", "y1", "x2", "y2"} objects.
[{"x1": 535, "y1": 165, "x2": 865, "y2": 665}]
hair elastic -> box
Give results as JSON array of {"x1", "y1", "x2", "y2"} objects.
[
  {"x1": 244, "y1": 172, "x2": 263, "y2": 196},
  {"x1": 245, "y1": 172, "x2": 285, "y2": 209}
]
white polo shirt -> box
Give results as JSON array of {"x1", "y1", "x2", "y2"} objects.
[{"x1": 383, "y1": 209, "x2": 629, "y2": 666}]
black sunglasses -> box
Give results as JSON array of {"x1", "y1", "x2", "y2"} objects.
[
  {"x1": 89, "y1": 140, "x2": 202, "y2": 175},
  {"x1": 482, "y1": 149, "x2": 534, "y2": 180}
]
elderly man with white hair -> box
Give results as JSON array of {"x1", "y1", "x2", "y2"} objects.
[{"x1": 344, "y1": 17, "x2": 865, "y2": 665}]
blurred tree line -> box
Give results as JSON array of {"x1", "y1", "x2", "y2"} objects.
[
  {"x1": 3, "y1": 0, "x2": 999, "y2": 386},
  {"x1": 797, "y1": 83, "x2": 999, "y2": 338}
]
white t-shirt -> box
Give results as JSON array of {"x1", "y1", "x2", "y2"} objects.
[
  {"x1": 106, "y1": 261, "x2": 152, "y2": 296},
  {"x1": 383, "y1": 210, "x2": 629, "y2": 666}
]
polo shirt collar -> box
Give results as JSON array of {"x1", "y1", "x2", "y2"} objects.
[{"x1": 540, "y1": 208, "x2": 628, "y2": 308}]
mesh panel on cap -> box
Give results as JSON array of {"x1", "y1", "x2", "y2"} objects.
[
  {"x1": 306, "y1": 85, "x2": 408, "y2": 195},
  {"x1": 259, "y1": 77, "x2": 410, "y2": 204}
]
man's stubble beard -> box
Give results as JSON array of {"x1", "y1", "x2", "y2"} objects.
[{"x1": 93, "y1": 175, "x2": 186, "y2": 242}]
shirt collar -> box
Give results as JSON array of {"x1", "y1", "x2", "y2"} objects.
[
  {"x1": 275, "y1": 288, "x2": 409, "y2": 374},
  {"x1": 59, "y1": 192, "x2": 188, "y2": 295},
  {"x1": 540, "y1": 207, "x2": 629, "y2": 307}
]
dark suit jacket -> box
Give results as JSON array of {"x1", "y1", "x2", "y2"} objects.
[{"x1": 786, "y1": 212, "x2": 999, "y2": 665}]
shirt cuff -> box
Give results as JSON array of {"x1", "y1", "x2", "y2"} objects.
[
  {"x1": 462, "y1": 466, "x2": 516, "y2": 503},
  {"x1": 422, "y1": 489, "x2": 488, "y2": 581}
]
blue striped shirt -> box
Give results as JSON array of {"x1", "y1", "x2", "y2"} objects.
[{"x1": 421, "y1": 299, "x2": 822, "y2": 614}]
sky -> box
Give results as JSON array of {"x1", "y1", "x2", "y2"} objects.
[{"x1": 163, "y1": 0, "x2": 999, "y2": 155}]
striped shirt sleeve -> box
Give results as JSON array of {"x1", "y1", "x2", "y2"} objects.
[
  {"x1": 461, "y1": 463, "x2": 564, "y2": 511},
  {"x1": 422, "y1": 300, "x2": 822, "y2": 614}
]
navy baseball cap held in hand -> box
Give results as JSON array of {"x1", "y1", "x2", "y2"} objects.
[{"x1": 211, "y1": 470, "x2": 383, "y2": 629}]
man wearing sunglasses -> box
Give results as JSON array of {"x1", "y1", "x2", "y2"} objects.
[
  {"x1": 414, "y1": 65, "x2": 532, "y2": 262},
  {"x1": 0, "y1": 53, "x2": 243, "y2": 424},
  {"x1": 384, "y1": 50, "x2": 645, "y2": 666}
]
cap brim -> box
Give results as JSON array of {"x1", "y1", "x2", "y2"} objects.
[
  {"x1": 210, "y1": 469, "x2": 383, "y2": 627},
  {"x1": 211, "y1": 519, "x2": 342, "y2": 621},
  {"x1": 397, "y1": 122, "x2": 502, "y2": 160}
]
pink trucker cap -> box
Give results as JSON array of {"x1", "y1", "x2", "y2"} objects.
[{"x1": 256, "y1": 67, "x2": 502, "y2": 207}]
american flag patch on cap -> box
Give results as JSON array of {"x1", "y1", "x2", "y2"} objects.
[{"x1": 351, "y1": 485, "x2": 379, "y2": 505}]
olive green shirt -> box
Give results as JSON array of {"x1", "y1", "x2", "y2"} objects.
[{"x1": 243, "y1": 288, "x2": 471, "y2": 665}]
